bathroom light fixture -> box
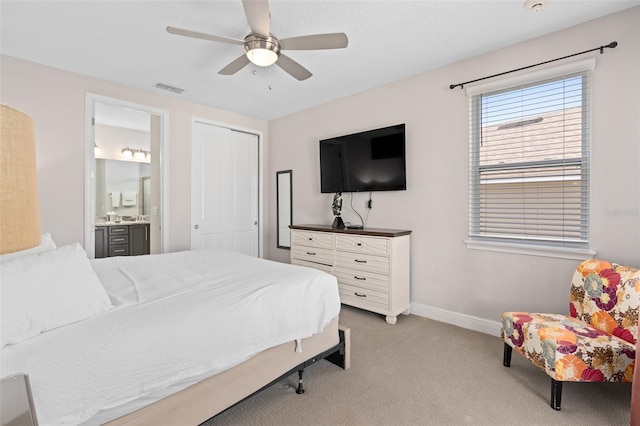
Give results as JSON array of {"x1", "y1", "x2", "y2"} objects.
[
  {"x1": 244, "y1": 34, "x2": 280, "y2": 67},
  {"x1": 133, "y1": 149, "x2": 146, "y2": 160},
  {"x1": 121, "y1": 147, "x2": 133, "y2": 158},
  {"x1": 121, "y1": 147, "x2": 150, "y2": 161}
]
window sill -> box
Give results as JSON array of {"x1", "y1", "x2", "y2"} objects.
[{"x1": 464, "y1": 239, "x2": 596, "y2": 260}]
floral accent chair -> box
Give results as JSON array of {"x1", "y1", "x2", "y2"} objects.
[{"x1": 501, "y1": 259, "x2": 640, "y2": 410}]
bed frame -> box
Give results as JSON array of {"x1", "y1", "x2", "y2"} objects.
[{"x1": 105, "y1": 317, "x2": 350, "y2": 425}]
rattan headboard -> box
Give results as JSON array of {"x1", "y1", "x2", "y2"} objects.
[{"x1": 0, "y1": 105, "x2": 41, "y2": 255}]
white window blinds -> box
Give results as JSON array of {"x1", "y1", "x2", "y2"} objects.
[{"x1": 468, "y1": 71, "x2": 590, "y2": 248}]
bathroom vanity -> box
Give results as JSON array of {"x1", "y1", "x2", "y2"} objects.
[{"x1": 95, "y1": 222, "x2": 150, "y2": 258}]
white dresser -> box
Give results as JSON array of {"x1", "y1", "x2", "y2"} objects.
[{"x1": 290, "y1": 225, "x2": 411, "y2": 324}]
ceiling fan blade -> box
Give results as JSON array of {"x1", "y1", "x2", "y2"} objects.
[
  {"x1": 279, "y1": 33, "x2": 349, "y2": 50},
  {"x1": 166, "y1": 26, "x2": 244, "y2": 45},
  {"x1": 242, "y1": 0, "x2": 270, "y2": 37},
  {"x1": 276, "y1": 54, "x2": 312, "y2": 81},
  {"x1": 218, "y1": 55, "x2": 251, "y2": 75}
]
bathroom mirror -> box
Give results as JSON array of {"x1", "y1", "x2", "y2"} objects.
[
  {"x1": 276, "y1": 170, "x2": 292, "y2": 249},
  {"x1": 95, "y1": 158, "x2": 150, "y2": 219}
]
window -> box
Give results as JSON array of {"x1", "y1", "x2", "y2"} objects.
[{"x1": 467, "y1": 70, "x2": 592, "y2": 257}]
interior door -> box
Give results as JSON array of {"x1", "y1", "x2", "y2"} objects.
[{"x1": 191, "y1": 121, "x2": 259, "y2": 256}]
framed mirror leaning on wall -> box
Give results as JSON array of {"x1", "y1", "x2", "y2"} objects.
[{"x1": 276, "y1": 170, "x2": 292, "y2": 249}]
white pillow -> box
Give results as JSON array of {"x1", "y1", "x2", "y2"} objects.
[
  {"x1": 0, "y1": 233, "x2": 57, "y2": 263},
  {"x1": 1, "y1": 243, "x2": 112, "y2": 348}
]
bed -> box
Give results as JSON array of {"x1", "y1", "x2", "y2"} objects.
[{"x1": 0, "y1": 237, "x2": 348, "y2": 426}]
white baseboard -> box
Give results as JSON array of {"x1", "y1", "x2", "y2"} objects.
[{"x1": 410, "y1": 302, "x2": 502, "y2": 337}]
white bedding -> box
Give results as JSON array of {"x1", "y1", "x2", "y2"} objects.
[{"x1": 0, "y1": 249, "x2": 340, "y2": 425}]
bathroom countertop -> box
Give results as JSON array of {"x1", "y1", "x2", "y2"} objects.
[{"x1": 96, "y1": 221, "x2": 150, "y2": 227}]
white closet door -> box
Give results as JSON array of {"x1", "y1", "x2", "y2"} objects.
[{"x1": 191, "y1": 121, "x2": 259, "y2": 256}]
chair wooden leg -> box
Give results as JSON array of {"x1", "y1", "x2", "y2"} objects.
[
  {"x1": 503, "y1": 343, "x2": 512, "y2": 367},
  {"x1": 550, "y1": 379, "x2": 562, "y2": 410}
]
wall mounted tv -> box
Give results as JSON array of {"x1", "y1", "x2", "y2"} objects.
[{"x1": 320, "y1": 123, "x2": 406, "y2": 193}]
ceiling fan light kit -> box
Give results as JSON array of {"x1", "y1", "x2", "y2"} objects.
[
  {"x1": 244, "y1": 34, "x2": 280, "y2": 67},
  {"x1": 166, "y1": 0, "x2": 347, "y2": 81}
]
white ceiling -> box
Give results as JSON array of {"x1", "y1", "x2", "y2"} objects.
[{"x1": 1, "y1": 1, "x2": 638, "y2": 121}]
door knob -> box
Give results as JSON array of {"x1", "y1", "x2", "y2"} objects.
[{"x1": 194, "y1": 224, "x2": 199, "y2": 229}]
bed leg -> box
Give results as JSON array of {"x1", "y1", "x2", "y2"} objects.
[{"x1": 296, "y1": 369, "x2": 305, "y2": 394}]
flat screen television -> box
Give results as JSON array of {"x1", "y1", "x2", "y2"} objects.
[{"x1": 320, "y1": 123, "x2": 406, "y2": 193}]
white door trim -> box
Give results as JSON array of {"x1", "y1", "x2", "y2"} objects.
[
  {"x1": 191, "y1": 117, "x2": 264, "y2": 258},
  {"x1": 84, "y1": 93, "x2": 170, "y2": 257}
]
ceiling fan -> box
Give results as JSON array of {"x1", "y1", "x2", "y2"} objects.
[{"x1": 166, "y1": 0, "x2": 348, "y2": 81}]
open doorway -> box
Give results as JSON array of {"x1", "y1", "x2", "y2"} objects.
[{"x1": 84, "y1": 94, "x2": 168, "y2": 258}]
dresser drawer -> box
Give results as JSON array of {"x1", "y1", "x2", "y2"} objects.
[
  {"x1": 292, "y1": 230, "x2": 334, "y2": 250},
  {"x1": 292, "y1": 258, "x2": 334, "y2": 274},
  {"x1": 291, "y1": 246, "x2": 334, "y2": 267},
  {"x1": 109, "y1": 235, "x2": 129, "y2": 245},
  {"x1": 335, "y1": 234, "x2": 389, "y2": 256},
  {"x1": 334, "y1": 267, "x2": 390, "y2": 293},
  {"x1": 339, "y1": 284, "x2": 389, "y2": 311},
  {"x1": 335, "y1": 251, "x2": 390, "y2": 275}
]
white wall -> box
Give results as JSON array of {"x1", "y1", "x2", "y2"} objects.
[
  {"x1": 0, "y1": 56, "x2": 269, "y2": 252},
  {"x1": 267, "y1": 8, "x2": 640, "y2": 331},
  {"x1": 1, "y1": 7, "x2": 637, "y2": 334}
]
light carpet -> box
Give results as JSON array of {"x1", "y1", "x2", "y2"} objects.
[{"x1": 204, "y1": 305, "x2": 631, "y2": 425}]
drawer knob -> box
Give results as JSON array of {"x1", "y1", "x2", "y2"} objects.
[
  {"x1": 354, "y1": 259, "x2": 367, "y2": 263},
  {"x1": 354, "y1": 276, "x2": 366, "y2": 281},
  {"x1": 308, "y1": 237, "x2": 313, "y2": 240},
  {"x1": 357, "y1": 243, "x2": 362, "y2": 246},
  {"x1": 354, "y1": 292, "x2": 367, "y2": 298},
  {"x1": 307, "y1": 251, "x2": 316, "y2": 256}
]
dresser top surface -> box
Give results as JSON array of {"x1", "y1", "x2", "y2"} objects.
[{"x1": 290, "y1": 224, "x2": 411, "y2": 238}]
